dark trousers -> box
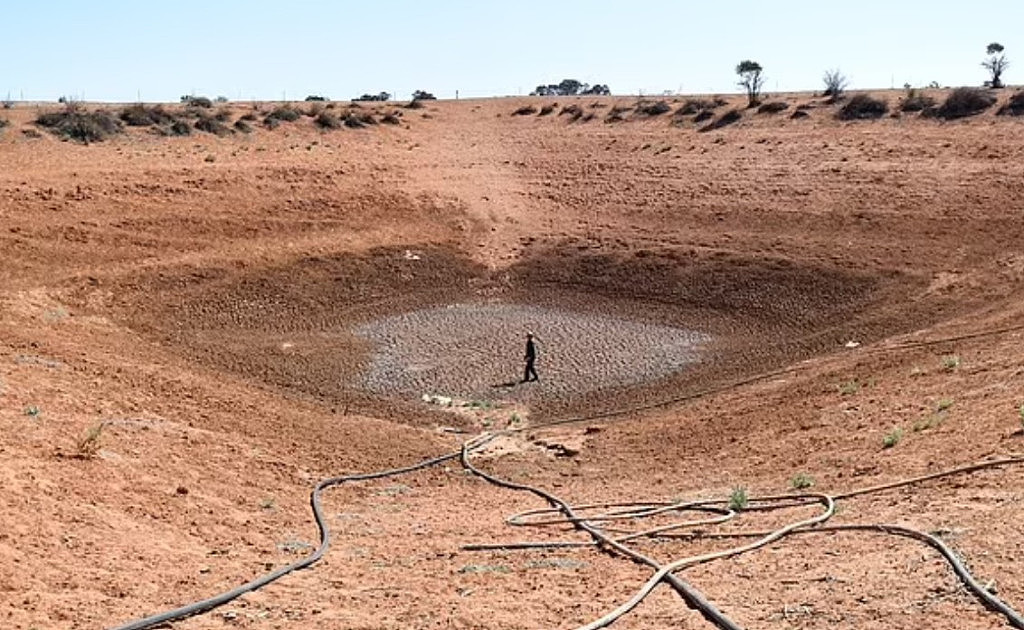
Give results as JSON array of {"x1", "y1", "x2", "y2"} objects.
[{"x1": 523, "y1": 359, "x2": 538, "y2": 382}]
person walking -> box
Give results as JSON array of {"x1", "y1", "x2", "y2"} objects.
[{"x1": 522, "y1": 332, "x2": 539, "y2": 383}]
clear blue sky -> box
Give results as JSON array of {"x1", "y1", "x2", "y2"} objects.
[{"x1": 1, "y1": 0, "x2": 1020, "y2": 102}]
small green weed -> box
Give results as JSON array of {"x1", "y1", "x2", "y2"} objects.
[
  {"x1": 882, "y1": 427, "x2": 903, "y2": 449},
  {"x1": 259, "y1": 497, "x2": 276, "y2": 510},
  {"x1": 790, "y1": 473, "x2": 815, "y2": 490},
  {"x1": 941, "y1": 355, "x2": 961, "y2": 372},
  {"x1": 25, "y1": 405, "x2": 41, "y2": 417},
  {"x1": 728, "y1": 486, "x2": 749, "y2": 511},
  {"x1": 936, "y1": 398, "x2": 954, "y2": 412},
  {"x1": 838, "y1": 379, "x2": 860, "y2": 395}
]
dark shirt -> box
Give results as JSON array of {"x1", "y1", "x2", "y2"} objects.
[{"x1": 525, "y1": 338, "x2": 536, "y2": 361}]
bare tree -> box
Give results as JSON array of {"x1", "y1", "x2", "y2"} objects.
[
  {"x1": 983, "y1": 42, "x2": 1009, "y2": 88},
  {"x1": 822, "y1": 69, "x2": 849, "y2": 102},
  {"x1": 736, "y1": 60, "x2": 764, "y2": 107}
]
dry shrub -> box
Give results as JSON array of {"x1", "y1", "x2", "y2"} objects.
[
  {"x1": 265, "y1": 105, "x2": 301, "y2": 125},
  {"x1": 698, "y1": 108, "x2": 742, "y2": 132},
  {"x1": 676, "y1": 98, "x2": 725, "y2": 116},
  {"x1": 900, "y1": 90, "x2": 936, "y2": 112},
  {"x1": 512, "y1": 105, "x2": 537, "y2": 116},
  {"x1": 380, "y1": 112, "x2": 401, "y2": 125},
  {"x1": 194, "y1": 114, "x2": 232, "y2": 136},
  {"x1": 998, "y1": 91, "x2": 1024, "y2": 116},
  {"x1": 538, "y1": 104, "x2": 555, "y2": 116},
  {"x1": 36, "y1": 106, "x2": 123, "y2": 143},
  {"x1": 560, "y1": 104, "x2": 584, "y2": 122},
  {"x1": 929, "y1": 87, "x2": 996, "y2": 120},
  {"x1": 315, "y1": 110, "x2": 342, "y2": 129},
  {"x1": 790, "y1": 109, "x2": 810, "y2": 120},
  {"x1": 635, "y1": 100, "x2": 671, "y2": 116},
  {"x1": 757, "y1": 101, "x2": 789, "y2": 114},
  {"x1": 120, "y1": 104, "x2": 175, "y2": 127},
  {"x1": 837, "y1": 94, "x2": 888, "y2": 120},
  {"x1": 234, "y1": 119, "x2": 253, "y2": 133},
  {"x1": 693, "y1": 110, "x2": 715, "y2": 123}
]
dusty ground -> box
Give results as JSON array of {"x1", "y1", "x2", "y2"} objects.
[{"x1": 2, "y1": 90, "x2": 1024, "y2": 629}]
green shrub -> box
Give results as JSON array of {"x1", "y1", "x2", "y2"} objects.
[
  {"x1": 882, "y1": 428, "x2": 903, "y2": 449},
  {"x1": 728, "y1": 486, "x2": 749, "y2": 511}
]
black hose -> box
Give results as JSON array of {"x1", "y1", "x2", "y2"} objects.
[{"x1": 109, "y1": 441, "x2": 490, "y2": 630}]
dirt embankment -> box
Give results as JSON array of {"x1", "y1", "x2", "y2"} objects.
[{"x1": 2, "y1": 94, "x2": 1024, "y2": 629}]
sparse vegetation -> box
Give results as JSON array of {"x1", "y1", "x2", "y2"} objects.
[
  {"x1": 942, "y1": 354, "x2": 961, "y2": 371},
  {"x1": 380, "y1": 112, "x2": 401, "y2": 125},
  {"x1": 929, "y1": 88, "x2": 996, "y2": 120},
  {"x1": 790, "y1": 473, "x2": 814, "y2": 490},
  {"x1": 837, "y1": 94, "x2": 888, "y2": 120},
  {"x1": 233, "y1": 119, "x2": 253, "y2": 133},
  {"x1": 882, "y1": 427, "x2": 903, "y2": 449},
  {"x1": 405, "y1": 99, "x2": 426, "y2": 109},
  {"x1": 512, "y1": 105, "x2": 537, "y2": 116},
  {"x1": 736, "y1": 60, "x2": 765, "y2": 107},
  {"x1": 822, "y1": 69, "x2": 849, "y2": 101},
  {"x1": 411, "y1": 90, "x2": 436, "y2": 101},
  {"x1": 728, "y1": 486, "x2": 749, "y2": 511},
  {"x1": 982, "y1": 43, "x2": 1009, "y2": 89},
  {"x1": 304, "y1": 95, "x2": 328, "y2": 102},
  {"x1": 538, "y1": 104, "x2": 555, "y2": 116},
  {"x1": 25, "y1": 405, "x2": 40, "y2": 417}
]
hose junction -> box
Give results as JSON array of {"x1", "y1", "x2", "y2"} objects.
[{"x1": 112, "y1": 323, "x2": 1024, "y2": 630}]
